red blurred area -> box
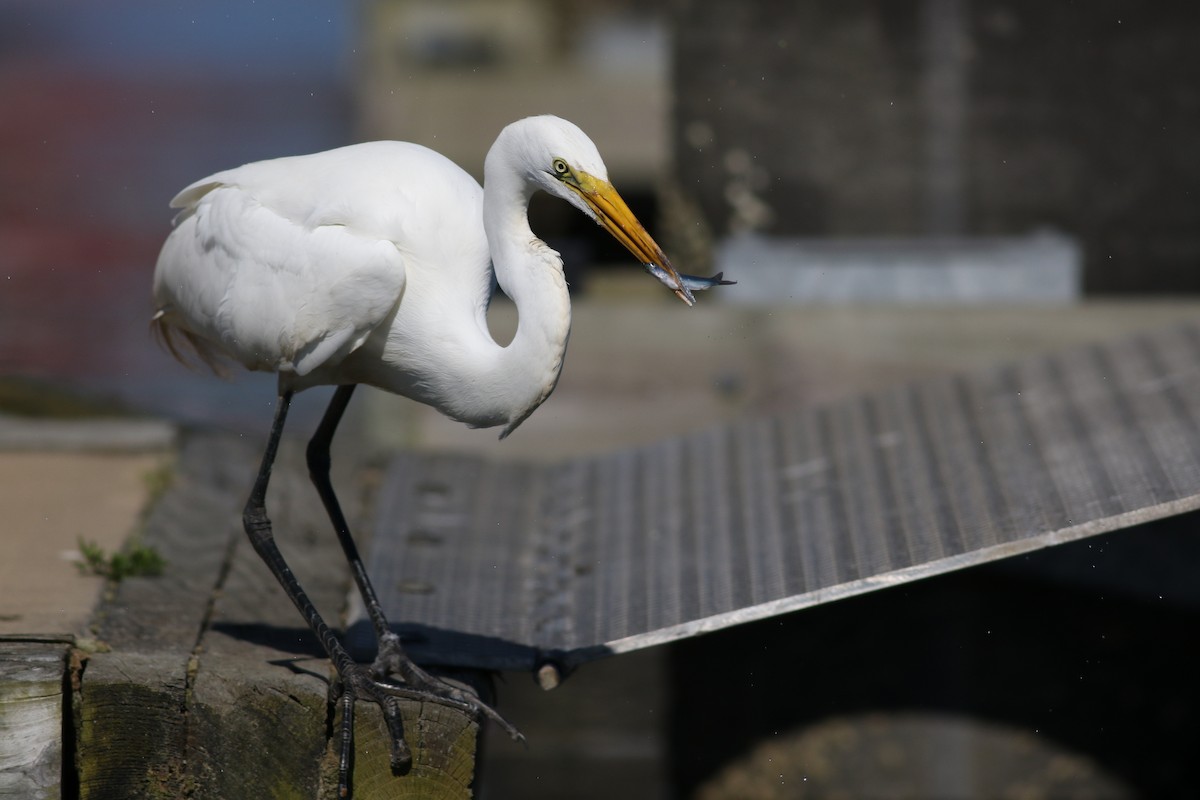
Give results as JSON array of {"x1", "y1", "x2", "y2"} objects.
[
  {"x1": 0, "y1": 47, "x2": 346, "y2": 397},
  {"x1": 0, "y1": 63, "x2": 162, "y2": 378}
]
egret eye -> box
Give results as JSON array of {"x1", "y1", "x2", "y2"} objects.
[{"x1": 552, "y1": 158, "x2": 569, "y2": 176}]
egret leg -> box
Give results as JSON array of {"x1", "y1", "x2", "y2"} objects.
[
  {"x1": 304, "y1": 385, "x2": 526, "y2": 739},
  {"x1": 242, "y1": 389, "x2": 409, "y2": 799},
  {"x1": 304, "y1": 385, "x2": 399, "y2": 657}
]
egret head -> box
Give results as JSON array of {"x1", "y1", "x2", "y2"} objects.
[{"x1": 495, "y1": 115, "x2": 695, "y2": 305}]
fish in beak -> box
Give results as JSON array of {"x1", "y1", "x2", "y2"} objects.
[{"x1": 568, "y1": 172, "x2": 733, "y2": 304}]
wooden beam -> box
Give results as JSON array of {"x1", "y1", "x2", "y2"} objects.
[
  {"x1": 0, "y1": 639, "x2": 70, "y2": 800},
  {"x1": 340, "y1": 692, "x2": 482, "y2": 800},
  {"x1": 73, "y1": 432, "x2": 484, "y2": 799}
]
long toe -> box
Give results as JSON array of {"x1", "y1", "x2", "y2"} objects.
[
  {"x1": 336, "y1": 662, "x2": 413, "y2": 797},
  {"x1": 384, "y1": 669, "x2": 525, "y2": 744},
  {"x1": 370, "y1": 632, "x2": 523, "y2": 742}
]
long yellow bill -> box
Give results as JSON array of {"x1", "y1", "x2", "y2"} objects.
[{"x1": 571, "y1": 174, "x2": 697, "y2": 306}]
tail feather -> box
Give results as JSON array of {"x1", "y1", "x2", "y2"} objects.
[{"x1": 151, "y1": 310, "x2": 229, "y2": 377}]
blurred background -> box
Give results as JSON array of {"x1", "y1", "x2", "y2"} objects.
[
  {"x1": 5, "y1": 0, "x2": 1199, "y2": 436},
  {"x1": 3, "y1": 0, "x2": 1200, "y2": 797}
]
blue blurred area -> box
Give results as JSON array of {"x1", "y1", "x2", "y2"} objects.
[{"x1": 4, "y1": 0, "x2": 353, "y2": 80}]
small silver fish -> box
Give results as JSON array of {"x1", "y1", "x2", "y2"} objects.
[{"x1": 645, "y1": 263, "x2": 736, "y2": 299}]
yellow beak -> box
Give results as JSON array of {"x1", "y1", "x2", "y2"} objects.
[{"x1": 570, "y1": 173, "x2": 695, "y2": 306}]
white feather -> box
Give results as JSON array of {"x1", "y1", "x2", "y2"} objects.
[{"x1": 153, "y1": 116, "x2": 664, "y2": 436}]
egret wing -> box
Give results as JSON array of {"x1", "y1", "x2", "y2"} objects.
[{"x1": 154, "y1": 179, "x2": 407, "y2": 377}]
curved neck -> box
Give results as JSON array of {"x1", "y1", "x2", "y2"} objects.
[{"x1": 479, "y1": 164, "x2": 573, "y2": 436}]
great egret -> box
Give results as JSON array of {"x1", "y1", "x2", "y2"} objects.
[{"x1": 152, "y1": 115, "x2": 732, "y2": 795}]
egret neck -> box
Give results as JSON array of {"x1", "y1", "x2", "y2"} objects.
[{"x1": 479, "y1": 150, "x2": 572, "y2": 438}]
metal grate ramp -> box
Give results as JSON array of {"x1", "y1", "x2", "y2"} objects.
[{"x1": 349, "y1": 321, "x2": 1200, "y2": 672}]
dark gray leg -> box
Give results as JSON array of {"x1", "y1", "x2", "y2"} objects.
[
  {"x1": 304, "y1": 385, "x2": 396, "y2": 647},
  {"x1": 242, "y1": 389, "x2": 409, "y2": 799},
  {"x1": 303, "y1": 386, "x2": 525, "y2": 738}
]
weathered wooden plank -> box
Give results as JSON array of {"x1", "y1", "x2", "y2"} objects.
[
  {"x1": 77, "y1": 433, "x2": 247, "y2": 800},
  {"x1": 91, "y1": 435, "x2": 248, "y2": 652},
  {"x1": 0, "y1": 641, "x2": 68, "y2": 800},
  {"x1": 186, "y1": 661, "x2": 330, "y2": 799},
  {"x1": 345, "y1": 697, "x2": 480, "y2": 800},
  {"x1": 76, "y1": 651, "x2": 191, "y2": 799},
  {"x1": 187, "y1": 439, "x2": 343, "y2": 799},
  {"x1": 87, "y1": 432, "x2": 490, "y2": 799}
]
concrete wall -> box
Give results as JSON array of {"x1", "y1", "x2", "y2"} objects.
[
  {"x1": 358, "y1": 0, "x2": 669, "y2": 187},
  {"x1": 671, "y1": 0, "x2": 1200, "y2": 293}
]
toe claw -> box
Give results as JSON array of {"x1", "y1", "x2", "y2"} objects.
[
  {"x1": 379, "y1": 696, "x2": 411, "y2": 773},
  {"x1": 338, "y1": 691, "x2": 355, "y2": 799}
]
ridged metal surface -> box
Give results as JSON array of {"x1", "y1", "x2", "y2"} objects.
[{"x1": 351, "y1": 322, "x2": 1200, "y2": 671}]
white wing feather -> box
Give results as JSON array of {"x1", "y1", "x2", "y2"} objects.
[
  {"x1": 155, "y1": 185, "x2": 405, "y2": 376},
  {"x1": 152, "y1": 141, "x2": 488, "y2": 378}
]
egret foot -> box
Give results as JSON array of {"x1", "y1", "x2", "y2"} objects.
[
  {"x1": 370, "y1": 630, "x2": 525, "y2": 741},
  {"x1": 329, "y1": 660, "x2": 409, "y2": 799},
  {"x1": 330, "y1": 635, "x2": 525, "y2": 798}
]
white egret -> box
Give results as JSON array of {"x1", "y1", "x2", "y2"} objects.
[{"x1": 151, "y1": 115, "x2": 731, "y2": 796}]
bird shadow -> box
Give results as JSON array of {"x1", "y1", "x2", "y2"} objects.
[
  {"x1": 210, "y1": 621, "x2": 327, "y2": 659},
  {"x1": 346, "y1": 620, "x2": 541, "y2": 674},
  {"x1": 211, "y1": 619, "x2": 546, "y2": 676}
]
